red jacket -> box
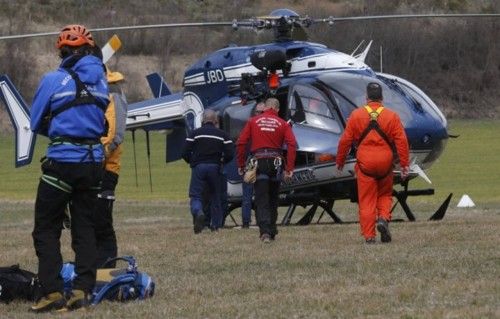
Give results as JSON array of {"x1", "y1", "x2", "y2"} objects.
[
  {"x1": 237, "y1": 108, "x2": 297, "y2": 172},
  {"x1": 336, "y1": 101, "x2": 409, "y2": 176}
]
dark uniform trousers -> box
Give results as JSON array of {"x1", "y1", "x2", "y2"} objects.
[
  {"x1": 94, "y1": 170, "x2": 119, "y2": 268},
  {"x1": 33, "y1": 160, "x2": 102, "y2": 295},
  {"x1": 189, "y1": 163, "x2": 223, "y2": 229},
  {"x1": 254, "y1": 158, "x2": 281, "y2": 237}
]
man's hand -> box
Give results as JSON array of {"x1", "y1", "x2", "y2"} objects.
[
  {"x1": 238, "y1": 167, "x2": 245, "y2": 176},
  {"x1": 335, "y1": 164, "x2": 344, "y2": 176},
  {"x1": 284, "y1": 171, "x2": 293, "y2": 181},
  {"x1": 400, "y1": 166, "x2": 410, "y2": 180}
]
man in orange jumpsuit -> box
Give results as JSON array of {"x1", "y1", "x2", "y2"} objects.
[{"x1": 336, "y1": 82, "x2": 410, "y2": 244}]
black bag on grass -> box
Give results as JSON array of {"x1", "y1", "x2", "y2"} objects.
[{"x1": 0, "y1": 265, "x2": 39, "y2": 303}]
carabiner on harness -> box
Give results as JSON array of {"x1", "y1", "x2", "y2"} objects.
[{"x1": 273, "y1": 157, "x2": 282, "y2": 169}]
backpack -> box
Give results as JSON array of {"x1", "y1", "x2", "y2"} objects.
[
  {"x1": 0, "y1": 265, "x2": 39, "y2": 303},
  {"x1": 61, "y1": 256, "x2": 154, "y2": 305}
]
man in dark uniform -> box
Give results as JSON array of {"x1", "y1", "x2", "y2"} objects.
[
  {"x1": 236, "y1": 98, "x2": 297, "y2": 243},
  {"x1": 182, "y1": 110, "x2": 234, "y2": 233},
  {"x1": 29, "y1": 24, "x2": 108, "y2": 312}
]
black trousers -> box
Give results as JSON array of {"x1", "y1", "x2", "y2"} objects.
[
  {"x1": 33, "y1": 160, "x2": 102, "y2": 295},
  {"x1": 254, "y1": 158, "x2": 281, "y2": 237},
  {"x1": 94, "y1": 170, "x2": 118, "y2": 268}
]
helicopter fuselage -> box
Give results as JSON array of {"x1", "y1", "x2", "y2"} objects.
[{"x1": 173, "y1": 41, "x2": 448, "y2": 201}]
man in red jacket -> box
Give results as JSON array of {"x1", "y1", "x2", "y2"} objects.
[
  {"x1": 336, "y1": 83, "x2": 410, "y2": 244},
  {"x1": 237, "y1": 98, "x2": 297, "y2": 243}
]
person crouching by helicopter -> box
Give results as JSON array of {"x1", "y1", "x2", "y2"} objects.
[
  {"x1": 236, "y1": 98, "x2": 297, "y2": 243},
  {"x1": 29, "y1": 25, "x2": 108, "y2": 312},
  {"x1": 336, "y1": 82, "x2": 410, "y2": 244},
  {"x1": 182, "y1": 110, "x2": 234, "y2": 233}
]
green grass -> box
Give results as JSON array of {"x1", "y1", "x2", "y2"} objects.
[
  {"x1": 0, "y1": 120, "x2": 499, "y2": 317},
  {"x1": 0, "y1": 202, "x2": 499, "y2": 318},
  {"x1": 412, "y1": 119, "x2": 500, "y2": 205},
  {"x1": 0, "y1": 130, "x2": 190, "y2": 201},
  {"x1": 1, "y1": 119, "x2": 499, "y2": 206}
]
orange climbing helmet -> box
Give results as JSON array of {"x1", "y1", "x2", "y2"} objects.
[{"x1": 56, "y1": 24, "x2": 95, "y2": 49}]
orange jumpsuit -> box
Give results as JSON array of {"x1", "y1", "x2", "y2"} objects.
[{"x1": 336, "y1": 101, "x2": 409, "y2": 239}]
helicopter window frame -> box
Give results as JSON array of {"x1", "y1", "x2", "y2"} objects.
[{"x1": 288, "y1": 83, "x2": 342, "y2": 134}]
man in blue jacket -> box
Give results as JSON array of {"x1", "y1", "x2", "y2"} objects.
[
  {"x1": 30, "y1": 25, "x2": 108, "y2": 313},
  {"x1": 182, "y1": 110, "x2": 234, "y2": 233}
]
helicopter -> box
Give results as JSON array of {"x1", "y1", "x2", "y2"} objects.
[{"x1": 2, "y1": 9, "x2": 499, "y2": 225}]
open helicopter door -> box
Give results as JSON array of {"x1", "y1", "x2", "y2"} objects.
[
  {"x1": 222, "y1": 100, "x2": 257, "y2": 200},
  {"x1": 281, "y1": 82, "x2": 350, "y2": 225}
]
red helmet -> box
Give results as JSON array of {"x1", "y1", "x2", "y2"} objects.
[{"x1": 56, "y1": 24, "x2": 95, "y2": 49}]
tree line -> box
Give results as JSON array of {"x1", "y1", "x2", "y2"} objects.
[{"x1": 0, "y1": 0, "x2": 498, "y2": 132}]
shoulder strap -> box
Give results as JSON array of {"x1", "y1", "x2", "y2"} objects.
[
  {"x1": 358, "y1": 105, "x2": 392, "y2": 147},
  {"x1": 50, "y1": 68, "x2": 107, "y2": 119}
]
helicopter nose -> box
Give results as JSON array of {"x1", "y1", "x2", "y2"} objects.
[{"x1": 406, "y1": 117, "x2": 448, "y2": 170}]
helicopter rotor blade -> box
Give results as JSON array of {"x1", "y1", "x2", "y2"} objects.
[
  {"x1": 1, "y1": 13, "x2": 498, "y2": 41},
  {"x1": 314, "y1": 13, "x2": 500, "y2": 25},
  {"x1": 0, "y1": 21, "x2": 237, "y2": 41}
]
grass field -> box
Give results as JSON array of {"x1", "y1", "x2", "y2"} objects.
[{"x1": 0, "y1": 120, "x2": 499, "y2": 318}]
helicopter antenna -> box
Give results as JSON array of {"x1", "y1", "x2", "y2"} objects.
[
  {"x1": 354, "y1": 40, "x2": 372, "y2": 63},
  {"x1": 380, "y1": 45, "x2": 383, "y2": 73},
  {"x1": 351, "y1": 40, "x2": 365, "y2": 57}
]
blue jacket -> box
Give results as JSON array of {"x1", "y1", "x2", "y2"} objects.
[
  {"x1": 182, "y1": 122, "x2": 234, "y2": 168},
  {"x1": 30, "y1": 54, "x2": 109, "y2": 162}
]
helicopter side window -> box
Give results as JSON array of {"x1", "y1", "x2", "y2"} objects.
[{"x1": 288, "y1": 84, "x2": 341, "y2": 133}]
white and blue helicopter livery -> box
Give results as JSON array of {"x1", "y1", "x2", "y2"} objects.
[{"x1": 4, "y1": 9, "x2": 497, "y2": 223}]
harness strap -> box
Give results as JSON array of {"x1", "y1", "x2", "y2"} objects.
[
  {"x1": 358, "y1": 106, "x2": 392, "y2": 148},
  {"x1": 357, "y1": 106, "x2": 396, "y2": 180},
  {"x1": 41, "y1": 174, "x2": 73, "y2": 193},
  {"x1": 49, "y1": 136, "x2": 102, "y2": 163},
  {"x1": 49, "y1": 68, "x2": 107, "y2": 119},
  {"x1": 253, "y1": 148, "x2": 282, "y2": 159}
]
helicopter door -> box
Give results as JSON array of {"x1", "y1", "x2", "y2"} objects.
[
  {"x1": 222, "y1": 101, "x2": 256, "y2": 141},
  {"x1": 287, "y1": 84, "x2": 342, "y2": 134}
]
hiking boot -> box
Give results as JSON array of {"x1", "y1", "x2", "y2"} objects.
[
  {"x1": 242, "y1": 223, "x2": 250, "y2": 229},
  {"x1": 365, "y1": 237, "x2": 376, "y2": 244},
  {"x1": 260, "y1": 233, "x2": 271, "y2": 243},
  {"x1": 65, "y1": 289, "x2": 89, "y2": 311},
  {"x1": 193, "y1": 213, "x2": 205, "y2": 234},
  {"x1": 377, "y1": 218, "x2": 392, "y2": 243},
  {"x1": 30, "y1": 292, "x2": 66, "y2": 313}
]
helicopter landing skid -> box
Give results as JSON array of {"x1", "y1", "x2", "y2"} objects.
[
  {"x1": 282, "y1": 199, "x2": 343, "y2": 226},
  {"x1": 392, "y1": 181, "x2": 453, "y2": 221}
]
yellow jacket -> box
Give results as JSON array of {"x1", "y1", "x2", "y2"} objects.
[{"x1": 101, "y1": 70, "x2": 126, "y2": 175}]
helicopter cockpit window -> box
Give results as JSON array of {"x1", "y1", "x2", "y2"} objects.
[
  {"x1": 320, "y1": 74, "x2": 412, "y2": 125},
  {"x1": 289, "y1": 84, "x2": 341, "y2": 134}
]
